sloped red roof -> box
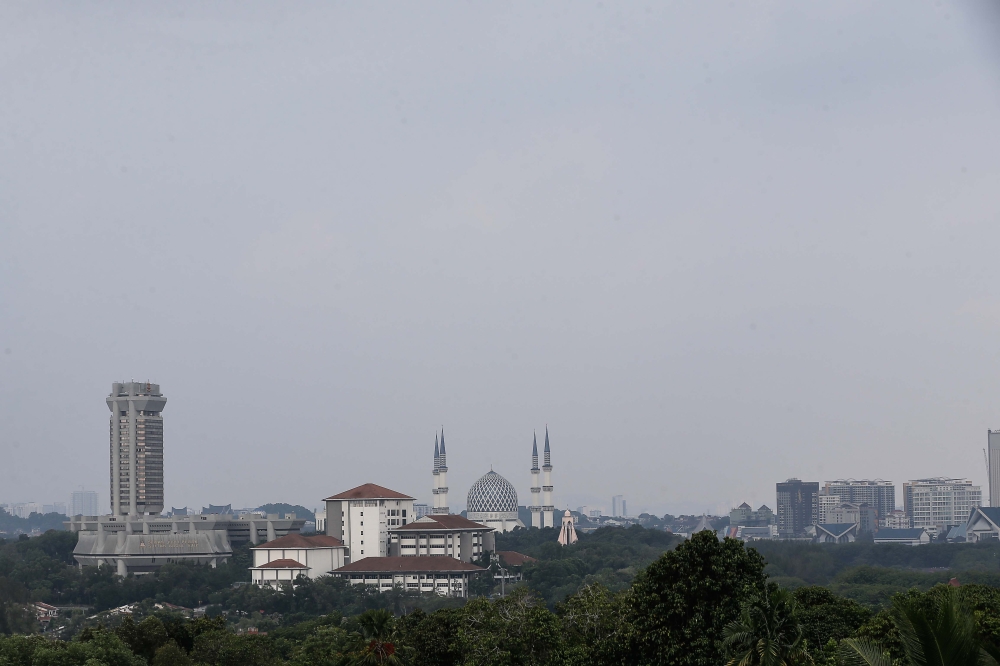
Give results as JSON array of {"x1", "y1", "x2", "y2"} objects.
[
  {"x1": 253, "y1": 558, "x2": 308, "y2": 569},
  {"x1": 253, "y1": 534, "x2": 344, "y2": 549},
  {"x1": 392, "y1": 514, "x2": 492, "y2": 531},
  {"x1": 323, "y1": 483, "x2": 414, "y2": 501},
  {"x1": 333, "y1": 556, "x2": 484, "y2": 573},
  {"x1": 497, "y1": 551, "x2": 537, "y2": 566}
]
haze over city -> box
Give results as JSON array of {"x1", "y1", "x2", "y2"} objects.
[{"x1": 3, "y1": 2, "x2": 1000, "y2": 517}]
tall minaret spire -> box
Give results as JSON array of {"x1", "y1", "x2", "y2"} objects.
[
  {"x1": 542, "y1": 426, "x2": 554, "y2": 528},
  {"x1": 434, "y1": 427, "x2": 449, "y2": 514},
  {"x1": 530, "y1": 432, "x2": 542, "y2": 529},
  {"x1": 432, "y1": 433, "x2": 441, "y2": 511}
]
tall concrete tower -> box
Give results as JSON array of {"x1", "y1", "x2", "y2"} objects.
[
  {"x1": 431, "y1": 433, "x2": 440, "y2": 512},
  {"x1": 989, "y1": 430, "x2": 1000, "y2": 507},
  {"x1": 542, "y1": 427, "x2": 554, "y2": 528},
  {"x1": 530, "y1": 433, "x2": 542, "y2": 528},
  {"x1": 433, "y1": 428, "x2": 449, "y2": 514},
  {"x1": 108, "y1": 382, "x2": 166, "y2": 516}
]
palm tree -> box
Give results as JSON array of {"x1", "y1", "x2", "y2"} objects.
[
  {"x1": 840, "y1": 586, "x2": 997, "y2": 666},
  {"x1": 723, "y1": 586, "x2": 812, "y2": 666},
  {"x1": 347, "y1": 609, "x2": 406, "y2": 665}
]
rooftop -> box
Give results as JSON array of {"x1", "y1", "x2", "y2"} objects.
[
  {"x1": 874, "y1": 529, "x2": 926, "y2": 539},
  {"x1": 333, "y1": 556, "x2": 484, "y2": 574},
  {"x1": 392, "y1": 514, "x2": 492, "y2": 532},
  {"x1": 252, "y1": 558, "x2": 308, "y2": 569},
  {"x1": 497, "y1": 551, "x2": 537, "y2": 567},
  {"x1": 253, "y1": 534, "x2": 344, "y2": 549},
  {"x1": 324, "y1": 483, "x2": 414, "y2": 501}
]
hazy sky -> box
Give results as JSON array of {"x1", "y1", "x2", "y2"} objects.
[{"x1": 2, "y1": 2, "x2": 1000, "y2": 517}]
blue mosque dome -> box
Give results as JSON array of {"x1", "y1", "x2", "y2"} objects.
[{"x1": 466, "y1": 471, "x2": 518, "y2": 513}]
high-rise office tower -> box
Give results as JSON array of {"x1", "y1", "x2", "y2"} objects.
[
  {"x1": 821, "y1": 480, "x2": 895, "y2": 522},
  {"x1": 70, "y1": 490, "x2": 100, "y2": 517},
  {"x1": 775, "y1": 479, "x2": 818, "y2": 536},
  {"x1": 989, "y1": 431, "x2": 1000, "y2": 507},
  {"x1": 530, "y1": 433, "x2": 542, "y2": 528},
  {"x1": 108, "y1": 382, "x2": 166, "y2": 516},
  {"x1": 612, "y1": 495, "x2": 625, "y2": 518}
]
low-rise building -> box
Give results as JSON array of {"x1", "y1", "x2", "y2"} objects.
[
  {"x1": 389, "y1": 514, "x2": 494, "y2": 562},
  {"x1": 813, "y1": 523, "x2": 858, "y2": 544},
  {"x1": 250, "y1": 533, "x2": 346, "y2": 588},
  {"x1": 872, "y1": 528, "x2": 930, "y2": 546},
  {"x1": 964, "y1": 507, "x2": 1000, "y2": 543},
  {"x1": 729, "y1": 503, "x2": 775, "y2": 527},
  {"x1": 331, "y1": 556, "x2": 484, "y2": 597}
]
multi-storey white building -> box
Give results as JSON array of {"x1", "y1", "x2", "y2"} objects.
[
  {"x1": 903, "y1": 478, "x2": 981, "y2": 536},
  {"x1": 821, "y1": 480, "x2": 895, "y2": 522},
  {"x1": 250, "y1": 533, "x2": 347, "y2": 588},
  {"x1": 389, "y1": 514, "x2": 494, "y2": 562},
  {"x1": 323, "y1": 483, "x2": 415, "y2": 563},
  {"x1": 107, "y1": 382, "x2": 166, "y2": 516},
  {"x1": 817, "y1": 494, "x2": 840, "y2": 524}
]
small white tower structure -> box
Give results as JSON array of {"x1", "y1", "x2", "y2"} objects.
[
  {"x1": 431, "y1": 433, "x2": 440, "y2": 513},
  {"x1": 557, "y1": 510, "x2": 578, "y2": 546},
  {"x1": 433, "y1": 428, "x2": 449, "y2": 515},
  {"x1": 530, "y1": 433, "x2": 542, "y2": 529},
  {"x1": 542, "y1": 427, "x2": 554, "y2": 528}
]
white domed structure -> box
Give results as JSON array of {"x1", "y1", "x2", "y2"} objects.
[{"x1": 466, "y1": 470, "x2": 525, "y2": 533}]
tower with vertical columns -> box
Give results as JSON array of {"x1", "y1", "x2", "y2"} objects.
[
  {"x1": 107, "y1": 382, "x2": 166, "y2": 516},
  {"x1": 431, "y1": 433, "x2": 440, "y2": 512},
  {"x1": 542, "y1": 427, "x2": 554, "y2": 528},
  {"x1": 433, "y1": 428, "x2": 449, "y2": 514},
  {"x1": 530, "y1": 433, "x2": 542, "y2": 528}
]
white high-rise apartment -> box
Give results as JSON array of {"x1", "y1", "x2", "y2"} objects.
[
  {"x1": 612, "y1": 495, "x2": 626, "y2": 518},
  {"x1": 108, "y1": 382, "x2": 167, "y2": 516},
  {"x1": 903, "y1": 478, "x2": 981, "y2": 536},
  {"x1": 70, "y1": 490, "x2": 99, "y2": 517},
  {"x1": 821, "y1": 480, "x2": 895, "y2": 522},
  {"x1": 989, "y1": 431, "x2": 1000, "y2": 507}
]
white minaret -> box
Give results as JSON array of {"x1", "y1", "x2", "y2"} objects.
[
  {"x1": 434, "y1": 428, "x2": 449, "y2": 514},
  {"x1": 542, "y1": 427, "x2": 554, "y2": 528},
  {"x1": 530, "y1": 433, "x2": 542, "y2": 529},
  {"x1": 431, "y1": 433, "x2": 440, "y2": 512}
]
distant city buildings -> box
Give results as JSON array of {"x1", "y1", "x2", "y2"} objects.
[
  {"x1": 884, "y1": 509, "x2": 911, "y2": 529},
  {"x1": 70, "y1": 490, "x2": 99, "y2": 517},
  {"x1": 729, "y1": 503, "x2": 775, "y2": 527},
  {"x1": 413, "y1": 503, "x2": 431, "y2": 519},
  {"x1": 827, "y1": 503, "x2": 878, "y2": 534},
  {"x1": 821, "y1": 480, "x2": 895, "y2": 524},
  {"x1": 612, "y1": 495, "x2": 626, "y2": 518},
  {"x1": 817, "y1": 494, "x2": 840, "y2": 524},
  {"x1": 903, "y1": 478, "x2": 981, "y2": 537},
  {"x1": 2, "y1": 503, "x2": 44, "y2": 519},
  {"x1": 107, "y1": 381, "x2": 166, "y2": 516},
  {"x1": 776, "y1": 479, "x2": 818, "y2": 537}
]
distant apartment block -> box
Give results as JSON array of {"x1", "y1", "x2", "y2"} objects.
[
  {"x1": 2, "y1": 503, "x2": 43, "y2": 519},
  {"x1": 413, "y1": 503, "x2": 432, "y2": 520},
  {"x1": 612, "y1": 495, "x2": 627, "y2": 518},
  {"x1": 817, "y1": 494, "x2": 840, "y2": 524},
  {"x1": 903, "y1": 478, "x2": 981, "y2": 537},
  {"x1": 43, "y1": 503, "x2": 67, "y2": 515},
  {"x1": 884, "y1": 509, "x2": 911, "y2": 529},
  {"x1": 989, "y1": 431, "x2": 1000, "y2": 507},
  {"x1": 821, "y1": 479, "x2": 895, "y2": 522},
  {"x1": 776, "y1": 479, "x2": 818, "y2": 537},
  {"x1": 70, "y1": 491, "x2": 99, "y2": 517},
  {"x1": 827, "y1": 503, "x2": 878, "y2": 533}
]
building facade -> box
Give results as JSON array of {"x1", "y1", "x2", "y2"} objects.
[
  {"x1": 990, "y1": 431, "x2": 1000, "y2": 507},
  {"x1": 884, "y1": 509, "x2": 911, "y2": 529},
  {"x1": 250, "y1": 533, "x2": 346, "y2": 588},
  {"x1": 730, "y1": 503, "x2": 775, "y2": 527},
  {"x1": 903, "y1": 478, "x2": 981, "y2": 536},
  {"x1": 776, "y1": 479, "x2": 819, "y2": 537},
  {"x1": 331, "y1": 556, "x2": 484, "y2": 597},
  {"x1": 827, "y1": 503, "x2": 878, "y2": 534},
  {"x1": 821, "y1": 480, "x2": 895, "y2": 523},
  {"x1": 324, "y1": 483, "x2": 415, "y2": 562},
  {"x1": 107, "y1": 382, "x2": 166, "y2": 516},
  {"x1": 389, "y1": 514, "x2": 495, "y2": 562}
]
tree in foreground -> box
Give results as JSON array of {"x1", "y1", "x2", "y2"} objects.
[
  {"x1": 627, "y1": 530, "x2": 769, "y2": 666},
  {"x1": 722, "y1": 585, "x2": 811, "y2": 666},
  {"x1": 840, "y1": 585, "x2": 998, "y2": 666},
  {"x1": 348, "y1": 608, "x2": 407, "y2": 665}
]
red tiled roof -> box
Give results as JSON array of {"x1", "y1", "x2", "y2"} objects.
[
  {"x1": 497, "y1": 551, "x2": 537, "y2": 566},
  {"x1": 323, "y1": 483, "x2": 414, "y2": 501},
  {"x1": 392, "y1": 514, "x2": 492, "y2": 531},
  {"x1": 253, "y1": 534, "x2": 344, "y2": 549},
  {"x1": 253, "y1": 558, "x2": 308, "y2": 569},
  {"x1": 333, "y1": 556, "x2": 484, "y2": 573}
]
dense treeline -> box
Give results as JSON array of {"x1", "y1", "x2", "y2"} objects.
[
  {"x1": 0, "y1": 510, "x2": 68, "y2": 536},
  {"x1": 6, "y1": 532, "x2": 1000, "y2": 665}
]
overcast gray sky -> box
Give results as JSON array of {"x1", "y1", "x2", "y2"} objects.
[{"x1": 2, "y1": 2, "x2": 1000, "y2": 517}]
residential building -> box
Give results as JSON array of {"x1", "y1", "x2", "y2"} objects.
[
  {"x1": 107, "y1": 381, "x2": 166, "y2": 516},
  {"x1": 612, "y1": 495, "x2": 626, "y2": 518},
  {"x1": 873, "y1": 528, "x2": 930, "y2": 546},
  {"x1": 821, "y1": 480, "x2": 895, "y2": 523},
  {"x1": 70, "y1": 491, "x2": 100, "y2": 517},
  {"x1": 4, "y1": 503, "x2": 43, "y2": 519},
  {"x1": 250, "y1": 533, "x2": 347, "y2": 588},
  {"x1": 729, "y1": 503, "x2": 775, "y2": 527},
  {"x1": 323, "y1": 483, "x2": 415, "y2": 563},
  {"x1": 989, "y1": 431, "x2": 1000, "y2": 507},
  {"x1": 964, "y1": 506, "x2": 1000, "y2": 543},
  {"x1": 884, "y1": 509, "x2": 911, "y2": 529},
  {"x1": 43, "y1": 503, "x2": 67, "y2": 515},
  {"x1": 66, "y1": 512, "x2": 305, "y2": 575},
  {"x1": 331, "y1": 556, "x2": 484, "y2": 597},
  {"x1": 903, "y1": 478, "x2": 981, "y2": 537},
  {"x1": 389, "y1": 514, "x2": 495, "y2": 562},
  {"x1": 813, "y1": 523, "x2": 858, "y2": 544},
  {"x1": 776, "y1": 479, "x2": 818, "y2": 537},
  {"x1": 817, "y1": 494, "x2": 840, "y2": 524},
  {"x1": 827, "y1": 503, "x2": 878, "y2": 534}
]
